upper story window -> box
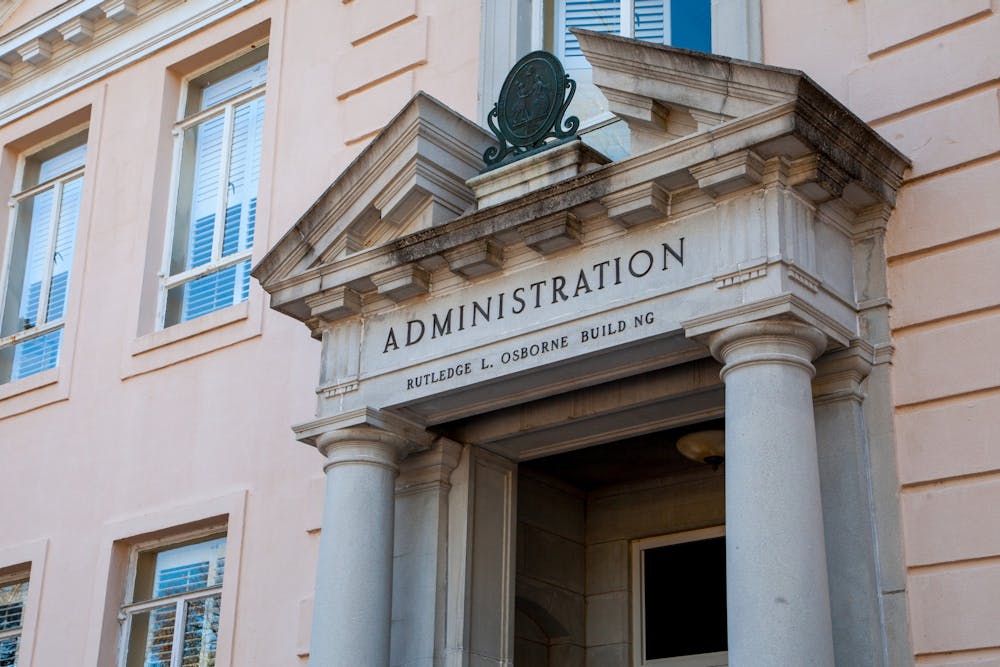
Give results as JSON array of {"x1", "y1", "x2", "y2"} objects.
[
  {"x1": 120, "y1": 534, "x2": 227, "y2": 667},
  {"x1": 556, "y1": 0, "x2": 711, "y2": 68},
  {"x1": 160, "y1": 46, "x2": 268, "y2": 329},
  {"x1": 0, "y1": 572, "x2": 29, "y2": 666},
  {"x1": 553, "y1": 0, "x2": 711, "y2": 157},
  {"x1": 0, "y1": 131, "x2": 87, "y2": 384}
]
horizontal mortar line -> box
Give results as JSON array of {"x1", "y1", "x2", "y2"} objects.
[
  {"x1": 895, "y1": 384, "x2": 1000, "y2": 413},
  {"x1": 867, "y1": 77, "x2": 1000, "y2": 127},
  {"x1": 519, "y1": 520, "x2": 586, "y2": 547},
  {"x1": 119, "y1": 332, "x2": 262, "y2": 382},
  {"x1": 345, "y1": 127, "x2": 381, "y2": 147},
  {"x1": 890, "y1": 302, "x2": 1000, "y2": 336},
  {"x1": 516, "y1": 572, "x2": 586, "y2": 597},
  {"x1": 901, "y1": 467, "x2": 1000, "y2": 492},
  {"x1": 902, "y1": 149, "x2": 1000, "y2": 187},
  {"x1": 0, "y1": 395, "x2": 68, "y2": 422},
  {"x1": 350, "y1": 14, "x2": 418, "y2": 47},
  {"x1": 915, "y1": 645, "x2": 1000, "y2": 663},
  {"x1": 335, "y1": 61, "x2": 425, "y2": 101},
  {"x1": 888, "y1": 227, "x2": 1000, "y2": 265},
  {"x1": 907, "y1": 552, "x2": 1000, "y2": 575},
  {"x1": 866, "y1": 9, "x2": 994, "y2": 61},
  {"x1": 914, "y1": 647, "x2": 1000, "y2": 667}
]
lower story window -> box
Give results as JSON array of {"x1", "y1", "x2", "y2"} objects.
[
  {"x1": 632, "y1": 526, "x2": 727, "y2": 666},
  {"x1": 0, "y1": 573, "x2": 29, "y2": 667},
  {"x1": 120, "y1": 534, "x2": 226, "y2": 667}
]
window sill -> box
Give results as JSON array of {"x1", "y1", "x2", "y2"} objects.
[
  {"x1": 121, "y1": 294, "x2": 262, "y2": 379},
  {"x1": 0, "y1": 367, "x2": 67, "y2": 420},
  {"x1": 131, "y1": 300, "x2": 250, "y2": 356}
]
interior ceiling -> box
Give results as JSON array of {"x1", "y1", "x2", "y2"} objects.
[{"x1": 520, "y1": 417, "x2": 725, "y2": 491}]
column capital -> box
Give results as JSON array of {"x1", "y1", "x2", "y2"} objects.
[
  {"x1": 315, "y1": 425, "x2": 410, "y2": 473},
  {"x1": 397, "y1": 437, "x2": 465, "y2": 494},
  {"x1": 709, "y1": 319, "x2": 828, "y2": 382},
  {"x1": 812, "y1": 341, "x2": 875, "y2": 405},
  {"x1": 294, "y1": 406, "x2": 436, "y2": 472}
]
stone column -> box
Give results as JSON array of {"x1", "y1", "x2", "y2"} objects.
[
  {"x1": 310, "y1": 425, "x2": 408, "y2": 667},
  {"x1": 391, "y1": 438, "x2": 463, "y2": 666},
  {"x1": 812, "y1": 346, "x2": 884, "y2": 666},
  {"x1": 709, "y1": 320, "x2": 835, "y2": 667}
]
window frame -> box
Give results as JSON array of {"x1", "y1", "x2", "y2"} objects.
[
  {"x1": 0, "y1": 125, "x2": 88, "y2": 385},
  {"x1": 631, "y1": 525, "x2": 728, "y2": 667},
  {"x1": 116, "y1": 527, "x2": 228, "y2": 667},
  {"x1": 0, "y1": 569, "x2": 29, "y2": 664},
  {"x1": 0, "y1": 540, "x2": 47, "y2": 667},
  {"x1": 157, "y1": 43, "x2": 268, "y2": 331}
]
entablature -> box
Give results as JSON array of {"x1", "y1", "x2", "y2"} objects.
[
  {"x1": 257, "y1": 93, "x2": 906, "y2": 334},
  {"x1": 254, "y1": 32, "x2": 909, "y2": 424}
]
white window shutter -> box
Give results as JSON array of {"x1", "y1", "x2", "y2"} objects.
[
  {"x1": 634, "y1": 0, "x2": 666, "y2": 43},
  {"x1": 558, "y1": 0, "x2": 622, "y2": 64}
]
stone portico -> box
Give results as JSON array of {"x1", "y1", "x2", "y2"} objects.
[{"x1": 254, "y1": 31, "x2": 909, "y2": 667}]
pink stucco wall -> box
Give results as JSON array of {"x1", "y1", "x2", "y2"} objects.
[
  {"x1": 765, "y1": 1, "x2": 1000, "y2": 662},
  {"x1": 0, "y1": 1, "x2": 482, "y2": 664}
]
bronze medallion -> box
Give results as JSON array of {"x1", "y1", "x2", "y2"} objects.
[{"x1": 483, "y1": 50, "x2": 579, "y2": 170}]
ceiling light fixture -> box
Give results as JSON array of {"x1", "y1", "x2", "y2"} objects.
[{"x1": 676, "y1": 430, "x2": 725, "y2": 471}]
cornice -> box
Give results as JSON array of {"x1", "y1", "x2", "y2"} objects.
[{"x1": 0, "y1": 0, "x2": 260, "y2": 126}]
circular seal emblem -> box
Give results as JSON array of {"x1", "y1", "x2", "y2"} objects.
[{"x1": 496, "y1": 51, "x2": 566, "y2": 148}]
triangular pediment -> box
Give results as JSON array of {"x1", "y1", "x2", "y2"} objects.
[
  {"x1": 574, "y1": 28, "x2": 801, "y2": 131},
  {"x1": 257, "y1": 32, "x2": 909, "y2": 335},
  {"x1": 254, "y1": 92, "x2": 494, "y2": 295}
]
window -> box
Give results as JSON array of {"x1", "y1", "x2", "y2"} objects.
[
  {"x1": 555, "y1": 0, "x2": 711, "y2": 68},
  {"x1": 552, "y1": 0, "x2": 711, "y2": 158},
  {"x1": 0, "y1": 572, "x2": 28, "y2": 667},
  {"x1": 160, "y1": 46, "x2": 267, "y2": 328},
  {"x1": 632, "y1": 526, "x2": 727, "y2": 666},
  {"x1": 0, "y1": 131, "x2": 87, "y2": 384},
  {"x1": 119, "y1": 534, "x2": 227, "y2": 667}
]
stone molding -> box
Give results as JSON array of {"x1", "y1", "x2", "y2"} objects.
[
  {"x1": 395, "y1": 437, "x2": 464, "y2": 495},
  {"x1": 601, "y1": 181, "x2": 670, "y2": 228},
  {"x1": 304, "y1": 286, "x2": 361, "y2": 323},
  {"x1": 294, "y1": 406, "x2": 435, "y2": 453},
  {"x1": 688, "y1": 149, "x2": 765, "y2": 198},
  {"x1": 443, "y1": 238, "x2": 504, "y2": 278},
  {"x1": 0, "y1": 0, "x2": 259, "y2": 125},
  {"x1": 683, "y1": 293, "x2": 854, "y2": 349},
  {"x1": 316, "y1": 426, "x2": 409, "y2": 474},
  {"x1": 519, "y1": 211, "x2": 582, "y2": 255},
  {"x1": 466, "y1": 139, "x2": 610, "y2": 209},
  {"x1": 372, "y1": 264, "x2": 430, "y2": 303},
  {"x1": 812, "y1": 342, "x2": 876, "y2": 406},
  {"x1": 708, "y1": 319, "x2": 828, "y2": 381}
]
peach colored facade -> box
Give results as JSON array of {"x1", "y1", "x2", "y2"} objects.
[
  {"x1": 0, "y1": 1, "x2": 995, "y2": 666},
  {"x1": 762, "y1": 3, "x2": 1000, "y2": 663}
]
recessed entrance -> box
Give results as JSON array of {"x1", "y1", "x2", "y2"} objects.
[{"x1": 509, "y1": 421, "x2": 727, "y2": 667}]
